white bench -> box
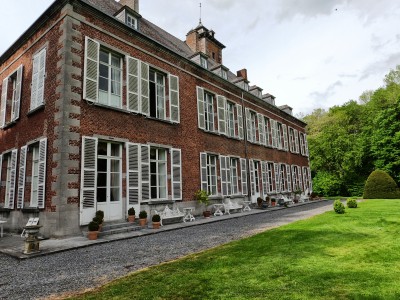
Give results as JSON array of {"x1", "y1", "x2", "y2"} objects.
[
  {"x1": 299, "y1": 189, "x2": 310, "y2": 202},
  {"x1": 223, "y1": 199, "x2": 243, "y2": 215},
  {"x1": 278, "y1": 194, "x2": 293, "y2": 206},
  {"x1": 154, "y1": 206, "x2": 185, "y2": 226}
]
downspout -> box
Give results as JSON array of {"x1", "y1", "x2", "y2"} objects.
[{"x1": 240, "y1": 92, "x2": 251, "y2": 201}]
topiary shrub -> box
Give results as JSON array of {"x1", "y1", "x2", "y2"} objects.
[
  {"x1": 363, "y1": 170, "x2": 400, "y2": 199},
  {"x1": 347, "y1": 198, "x2": 358, "y2": 208},
  {"x1": 333, "y1": 200, "x2": 345, "y2": 214}
]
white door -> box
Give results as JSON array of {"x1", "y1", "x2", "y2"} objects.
[
  {"x1": 97, "y1": 141, "x2": 123, "y2": 222},
  {"x1": 251, "y1": 161, "x2": 261, "y2": 203}
]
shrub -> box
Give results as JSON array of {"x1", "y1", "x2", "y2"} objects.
[
  {"x1": 363, "y1": 170, "x2": 400, "y2": 199},
  {"x1": 333, "y1": 200, "x2": 345, "y2": 214},
  {"x1": 92, "y1": 216, "x2": 103, "y2": 224},
  {"x1": 152, "y1": 214, "x2": 161, "y2": 222},
  {"x1": 88, "y1": 221, "x2": 99, "y2": 231},
  {"x1": 312, "y1": 171, "x2": 342, "y2": 197},
  {"x1": 95, "y1": 210, "x2": 104, "y2": 220},
  {"x1": 347, "y1": 198, "x2": 358, "y2": 208},
  {"x1": 128, "y1": 207, "x2": 135, "y2": 216},
  {"x1": 139, "y1": 210, "x2": 147, "y2": 219},
  {"x1": 195, "y1": 190, "x2": 210, "y2": 206}
]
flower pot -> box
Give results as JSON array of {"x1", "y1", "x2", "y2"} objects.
[
  {"x1": 87, "y1": 231, "x2": 98, "y2": 240},
  {"x1": 153, "y1": 222, "x2": 161, "y2": 229},
  {"x1": 271, "y1": 202, "x2": 276, "y2": 207},
  {"x1": 139, "y1": 218, "x2": 147, "y2": 227},
  {"x1": 203, "y1": 210, "x2": 211, "y2": 218},
  {"x1": 128, "y1": 215, "x2": 136, "y2": 223}
]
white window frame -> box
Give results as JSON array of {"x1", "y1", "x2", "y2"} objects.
[
  {"x1": 149, "y1": 69, "x2": 166, "y2": 120},
  {"x1": 204, "y1": 91, "x2": 215, "y2": 132},
  {"x1": 226, "y1": 101, "x2": 236, "y2": 138},
  {"x1": 150, "y1": 147, "x2": 168, "y2": 200},
  {"x1": 230, "y1": 158, "x2": 239, "y2": 195},
  {"x1": 126, "y1": 13, "x2": 138, "y2": 29}
]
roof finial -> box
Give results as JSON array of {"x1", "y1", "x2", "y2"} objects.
[{"x1": 199, "y1": 2, "x2": 202, "y2": 25}]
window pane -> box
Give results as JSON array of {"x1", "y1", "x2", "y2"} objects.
[
  {"x1": 97, "y1": 187, "x2": 107, "y2": 202},
  {"x1": 99, "y1": 77, "x2": 108, "y2": 92},
  {"x1": 111, "y1": 55, "x2": 120, "y2": 67},
  {"x1": 99, "y1": 50, "x2": 108, "y2": 63},
  {"x1": 111, "y1": 144, "x2": 120, "y2": 157},
  {"x1": 110, "y1": 187, "x2": 119, "y2": 202}
]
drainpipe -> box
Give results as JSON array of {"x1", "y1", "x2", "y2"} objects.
[{"x1": 240, "y1": 92, "x2": 251, "y2": 201}]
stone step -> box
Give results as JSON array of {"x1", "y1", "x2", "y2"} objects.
[
  {"x1": 102, "y1": 221, "x2": 138, "y2": 231},
  {"x1": 98, "y1": 224, "x2": 142, "y2": 237}
]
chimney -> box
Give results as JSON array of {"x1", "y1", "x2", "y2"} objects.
[
  {"x1": 119, "y1": 0, "x2": 139, "y2": 12},
  {"x1": 236, "y1": 69, "x2": 248, "y2": 81}
]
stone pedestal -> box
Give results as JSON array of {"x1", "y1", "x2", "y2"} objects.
[{"x1": 23, "y1": 225, "x2": 42, "y2": 255}]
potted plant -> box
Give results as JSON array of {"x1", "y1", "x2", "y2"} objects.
[
  {"x1": 139, "y1": 210, "x2": 147, "y2": 227},
  {"x1": 293, "y1": 189, "x2": 302, "y2": 203},
  {"x1": 195, "y1": 189, "x2": 211, "y2": 218},
  {"x1": 257, "y1": 197, "x2": 263, "y2": 208},
  {"x1": 87, "y1": 220, "x2": 99, "y2": 240},
  {"x1": 271, "y1": 198, "x2": 276, "y2": 207},
  {"x1": 152, "y1": 214, "x2": 161, "y2": 229},
  {"x1": 128, "y1": 207, "x2": 136, "y2": 223},
  {"x1": 264, "y1": 196, "x2": 270, "y2": 208},
  {"x1": 92, "y1": 215, "x2": 103, "y2": 231}
]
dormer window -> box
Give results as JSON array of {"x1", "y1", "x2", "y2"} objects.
[
  {"x1": 221, "y1": 68, "x2": 228, "y2": 80},
  {"x1": 200, "y1": 56, "x2": 208, "y2": 69},
  {"x1": 243, "y1": 82, "x2": 249, "y2": 91},
  {"x1": 126, "y1": 13, "x2": 137, "y2": 29}
]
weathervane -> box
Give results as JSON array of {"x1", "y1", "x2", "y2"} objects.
[{"x1": 199, "y1": 2, "x2": 202, "y2": 25}]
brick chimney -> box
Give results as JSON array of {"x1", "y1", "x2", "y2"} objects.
[
  {"x1": 236, "y1": 69, "x2": 248, "y2": 81},
  {"x1": 119, "y1": 0, "x2": 139, "y2": 12}
]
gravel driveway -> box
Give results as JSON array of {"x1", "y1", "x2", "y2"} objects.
[{"x1": 0, "y1": 201, "x2": 332, "y2": 300}]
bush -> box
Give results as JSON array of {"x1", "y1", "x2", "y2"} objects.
[
  {"x1": 92, "y1": 216, "x2": 103, "y2": 224},
  {"x1": 347, "y1": 198, "x2": 358, "y2": 208},
  {"x1": 333, "y1": 200, "x2": 345, "y2": 214},
  {"x1": 88, "y1": 221, "x2": 99, "y2": 231},
  {"x1": 363, "y1": 170, "x2": 400, "y2": 199},
  {"x1": 139, "y1": 210, "x2": 147, "y2": 219},
  {"x1": 312, "y1": 171, "x2": 342, "y2": 196},
  {"x1": 128, "y1": 207, "x2": 135, "y2": 216},
  {"x1": 152, "y1": 214, "x2": 161, "y2": 222}
]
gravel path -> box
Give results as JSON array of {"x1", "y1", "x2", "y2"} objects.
[{"x1": 0, "y1": 201, "x2": 333, "y2": 300}]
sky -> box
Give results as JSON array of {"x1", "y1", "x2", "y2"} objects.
[{"x1": 1, "y1": 0, "x2": 400, "y2": 116}]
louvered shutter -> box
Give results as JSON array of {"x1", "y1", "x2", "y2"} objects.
[
  {"x1": 256, "y1": 113, "x2": 264, "y2": 145},
  {"x1": 288, "y1": 127, "x2": 294, "y2": 152},
  {"x1": 127, "y1": 56, "x2": 140, "y2": 113},
  {"x1": 37, "y1": 138, "x2": 47, "y2": 209},
  {"x1": 304, "y1": 134, "x2": 309, "y2": 156},
  {"x1": 171, "y1": 148, "x2": 182, "y2": 200},
  {"x1": 17, "y1": 145, "x2": 27, "y2": 209},
  {"x1": 226, "y1": 157, "x2": 231, "y2": 195},
  {"x1": 11, "y1": 65, "x2": 23, "y2": 121},
  {"x1": 308, "y1": 167, "x2": 312, "y2": 192},
  {"x1": 37, "y1": 49, "x2": 46, "y2": 107},
  {"x1": 236, "y1": 104, "x2": 244, "y2": 139},
  {"x1": 261, "y1": 161, "x2": 268, "y2": 196},
  {"x1": 245, "y1": 108, "x2": 252, "y2": 142},
  {"x1": 5, "y1": 150, "x2": 18, "y2": 209},
  {"x1": 298, "y1": 166, "x2": 303, "y2": 191},
  {"x1": 126, "y1": 143, "x2": 140, "y2": 208},
  {"x1": 299, "y1": 133, "x2": 305, "y2": 155},
  {"x1": 1, "y1": 78, "x2": 7, "y2": 128},
  {"x1": 197, "y1": 87, "x2": 205, "y2": 130},
  {"x1": 140, "y1": 62, "x2": 150, "y2": 116},
  {"x1": 267, "y1": 162, "x2": 273, "y2": 193},
  {"x1": 80, "y1": 136, "x2": 98, "y2": 225},
  {"x1": 274, "y1": 163, "x2": 280, "y2": 193},
  {"x1": 286, "y1": 164, "x2": 292, "y2": 192},
  {"x1": 249, "y1": 159, "x2": 256, "y2": 195},
  {"x1": 141, "y1": 144, "x2": 150, "y2": 200},
  {"x1": 271, "y1": 120, "x2": 277, "y2": 148},
  {"x1": 200, "y1": 152, "x2": 208, "y2": 191},
  {"x1": 219, "y1": 155, "x2": 227, "y2": 196},
  {"x1": 217, "y1": 95, "x2": 226, "y2": 135},
  {"x1": 169, "y1": 75, "x2": 180, "y2": 123},
  {"x1": 30, "y1": 52, "x2": 39, "y2": 109},
  {"x1": 294, "y1": 129, "x2": 300, "y2": 153},
  {"x1": 282, "y1": 124, "x2": 288, "y2": 151},
  {"x1": 291, "y1": 165, "x2": 297, "y2": 191},
  {"x1": 265, "y1": 118, "x2": 272, "y2": 147},
  {"x1": 83, "y1": 37, "x2": 99, "y2": 102},
  {"x1": 240, "y1": 158, "x2": 248, "y2": 196}
]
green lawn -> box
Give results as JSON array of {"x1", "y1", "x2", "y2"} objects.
[{"x1": 69, "y1": 200, "x2": 400, "y2": 300}]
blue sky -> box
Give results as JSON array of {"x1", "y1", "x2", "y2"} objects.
[{"x1": 1, "y1": 0, "x2": 400, "y2": 116}]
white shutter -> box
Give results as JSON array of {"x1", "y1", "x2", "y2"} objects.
[
  {"x1": 274, "y1": 162, "x2": 280, "y2": 193},
  {"x1": 298, "y1": 166, "x2": 303, "y2": 191},
  {"x1": 37, "y1": 138, "x2": 47, "y2": 209},
  {"x1": 261, "y1": 161, "x2": 268, "y2": 196},
  {"x1": 299, "y1": 133, "x2": 305, "y2": 155},
  {"x1": 257, "y1": 113, "x2": 265, "y2": 145},
  {"x1": 217, "y1": 95, "x2": 226, "y2": 135},
  {"x1": 294, "y1": 129, "x2": 300, "y2": 153},
  {"x1": 12, "y1": 65, "x2": 23, "y2": 121},
  {"x1": 308, "y1": 167, "x2": 312, "y2": 192},
  {"x1": 37, "y1": 49, "x2": 46, "y2": 107},
  {"x1": 271, "y1": 120, "x2": 277, "y2": 148},
  {"x1": 219, "y1": 156, "x2": 231, "y2": 196},
  {"x1": 140, "y1": 62, "x2": 150, "y2": 116},
  {"x1": 141, "y1": 144, "x2": 150, "y2": 200},
  {"x1": 236, "y1": 104, "x2": 244, "y2": 139},
  {"x1": 17, "y1": 145, "x2": 27, "y2": 209},
  {"x1": 1, "y1": 78, "x2": 7, "y2": 128},
  {"x1": 245, "y1": 108, "x2": 252, "y2": 142},
  {"x1": 291, "y1": 165, "x2": 297, "y2": 191},
  {"x1": 286, "y1": 164, "x2": 292, "y2": 192},
  {"x1": 83, "y1": 37, "x2": 99, "y2": 102},
  {"x1": 265, "y1": 118, "x2": 272, "y2": 147},
  {"x1": 288, "y1": 127, "x2": 294, "y2": 152},
  {"x1": 249, "y1": 159, "x2": 255, "y2": 195},
  {"x1": 200, "y1": 152, "x2": 208, "y2": 191},
  {"x1": 240, "y1": 158, "x2": 248, "y2": 196},
  {"x1": 226, "y1": 157, "x2": 231, "y2": 195},
  {"x1": 30, "y1": 52, "x2": 39, "y2": 109},
  {"x1": 6, "y1": 150, "x2": 18, "y2": 209},
  {"x1": 126, "y1": 143, "x2": 140, "y2": 206},
  {"x1": 283, "y1": 124, "x2": 288, "y2": 151},
  {"x1": 127, "y1": 56, "x2": 140, "y2": 113},
  {"x1": 171, "y1": 148, "x2": 182, "y2": 200},
  {"x1": 197, "y1": 87, "x2": 205, "y2": 130},
  {"x1": 304, "y1": 134, "x2": 309, "y2": 157},
  {"x1": 169, "y1": 75, "x2": 180, "y2": 123},
  {"x1": 80, "y1": 136, "x2": 98, "y2": 225}
]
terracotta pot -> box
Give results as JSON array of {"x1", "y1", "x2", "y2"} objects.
[
  {"x1": 271, "y1": 202, "x2": 276, "y2": 207},
  {"x1": 128, "y1": 215, "x2": 136, "y2": 223},
  {"x1": 139, "y1": 218, "x2": 147, "y2": 227},
  {"x1": 87, "y1": 231, "x2": 98, "y2": 240},
  {"x1": 153, "y1": 222, "x2": 161, "y2": 229},
  {"x1": 98, "y1": 223, "x2": 103, "y2": 232},
  {"x1": 203, "y1": 210, "x2": 211, "y2": 218}
]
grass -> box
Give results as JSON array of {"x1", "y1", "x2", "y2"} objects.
[{"x1": 68, "y1": 200, "x2": 400, "y2": 300}]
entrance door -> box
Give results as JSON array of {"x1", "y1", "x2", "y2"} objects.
[
  {"x1": 251, "y1": 160, "x2": 261, "y2": 203},
  {"x1": 97, "y1": 141, "x2": 123, "y2": 222}
]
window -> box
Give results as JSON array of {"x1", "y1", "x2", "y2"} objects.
[
  {"x1": 288, "y1": 127, "x2": 295, "y2": 153},
  {"x1": 99, "y1": 49, "x2": 122, "y2": 108},
  {"x1": 299, "y1": 132, "x2": 309, "y2": 156},
  {"x1": 266, "y1": 162, "x2": 274, "y2": 193},
  {"x1": 200, "y1": 56, "x2": 208, "y2": 69},
  {"x1": 150, "y1": 148, "x2": 168, "y2": 200},
  {"x1": 230, "y1": 158, "x2": 239, "y2": 195},
  {"x1": 126, "y1": 13, "x2": 137, "y2": 29},
  {"x1": 1, "y1": 65, "x2": 23, "y2": 128},
  {"x1": 221, "y1": 68, "x2": 228, "y2": 80},
  {"x1": 0, "y1": 150, "x2": 17, "y2": 209},
  {"x1": 226, "y1": 101, "x2": 235, "y2": 137},
  {"x1": 30, "y1": 48, "x2": 46, "y2": 111},
  {"x1": 279, "y1": 163, "x2": 287, "y2": 192},
  {"x1": 246, "y1": 109, "x2": 258, "y2": 143},
  {"x1": 302, "y1": 166, "x2": 312, "y2": 192},
  {"x1": 200, "y1": 153, "x2": 217, "y2": 196},
  {"x1": 243, "y1": 82, "x2": 249, "y2": 91},
  {"x1": 264, "y1": 117, "x2": 272, "y2": 147},
  {"x1": 205, "y1": 92, "x2": 215, "y2": 132},
  {"x1": 30, "y1": 146, "x2": 39, "y2": 207},
  {"x1": 149, "y1": 69, "x2": 166, "y2": 119}
]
